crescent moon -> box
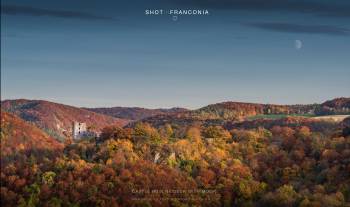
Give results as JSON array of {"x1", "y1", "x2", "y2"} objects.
[{"x1": 295, "y1": 40, "x2": 303, "y2": 50}]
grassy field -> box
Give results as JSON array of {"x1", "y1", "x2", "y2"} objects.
[{"x1": 247, "y1": 114, "x2": 316, "y2": 121}]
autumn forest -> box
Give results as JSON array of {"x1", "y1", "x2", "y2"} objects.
[{"x1": 1, "y1": 98, "x2": 350, "y2": 207}]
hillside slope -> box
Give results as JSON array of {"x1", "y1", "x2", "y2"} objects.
[
  {"x1": 316, "y1": 97, "x2": 350, "y2": 115},
  {"x1": 1, "y1": 99, "x2": 129, "y2": 140},
  {"x1": 191, "y1": 102, "x2": 317, "y2": 120},
  {"x1": 1, "y1": 111, "x2": 63, "y2": 156}
]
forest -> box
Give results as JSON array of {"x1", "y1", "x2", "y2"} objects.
[{"x1": 1, "y1": 109, "x2": 349, "y2": 207}]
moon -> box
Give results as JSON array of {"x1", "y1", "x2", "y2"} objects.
[{"x1": 295, "y1": 40, "x2": 303, "y2": 50}]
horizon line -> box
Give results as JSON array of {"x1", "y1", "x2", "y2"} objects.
[{"x1": 1, "y1": 96, "x2": 348, "y2": 110}]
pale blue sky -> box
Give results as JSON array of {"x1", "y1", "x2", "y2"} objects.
[{"x1": 1, "y1": 0, "x2": 350, "y2": 109}]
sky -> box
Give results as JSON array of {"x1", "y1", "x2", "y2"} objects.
[{"x1": 1, "y1": 0, "x2": 350, "y2": 109}]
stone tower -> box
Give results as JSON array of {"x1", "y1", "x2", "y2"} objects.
[{"x1": 72, "y1": 122, "x2": 87, "y2": 140}]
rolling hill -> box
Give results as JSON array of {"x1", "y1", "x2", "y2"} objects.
[
  {"x1": 322, "y1": 97, "x2": 350, "y2": 108},
  {"x1": 2, "y1": 98, "x2": 348, "y2": 139},
  {"x1": 192, "y1": 98, "x2": 349, "y2": 121},
  {"x1": 85, "y1": 106, "x2": 188, "y2": 121},
  {"x1": 134, "y1": 98, "x2": 349, "y2": 128},
  {"x1": 191, "y1": 102, "x2": 317, "y2": 120},
  {"x1": 315, "y1": 97, "x2": 350, "y2": 115},
  {"x1": 1, "y1": 99, "x2": 129, "y2": 140},
  {"x1": 136, "y1": 102, "x2": 318, "y2": 127}
]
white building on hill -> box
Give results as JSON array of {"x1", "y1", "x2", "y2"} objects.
[{"x1": 72, "y1": 122, "x2": 87, "y2": 140}]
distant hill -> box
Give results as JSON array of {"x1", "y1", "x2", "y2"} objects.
[
  {"x1": 134, "y1": 98, "x2": 349, "y2": 127},
  {"x1": 191, "y1": 102, "x2": 317, "y2": 120},
  {"x1": 1, "y1": 99, "x2": 129, "y2": 140},
  {"x1": 322, "y1": 97, "x2": 350, "y2": 108},
  {"x1": 2, "y1": 98, "x2": 348, "y2": 137},
  {"x1": 85, "y1": 106, "x2": 188, "y2": 121},
  {"x1": 180, "y1": 98, "x2": 349, "y2": 121},
  {"x1": 136, "y1": 102, "x2": 317, "y2": 127},
  {"x1": 127, "y1": 113, "x2": 224, "y2": 129},
  {"x1": 1, "y1": 111, "x2": 63, "y2": 156},
  {"x1": 315, "y1": 97, "x2": 350, "y2": 115}
]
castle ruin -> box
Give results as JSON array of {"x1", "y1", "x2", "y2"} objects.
[{"x1": 72, "y1": 122, "x2": 87, "y2": 140}]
